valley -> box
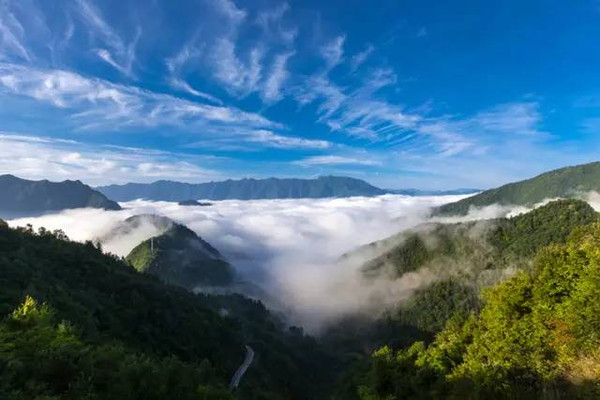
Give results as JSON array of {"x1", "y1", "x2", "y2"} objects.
[{"x1": 3, "y1": 162, "x2": 600, "y2": 398}]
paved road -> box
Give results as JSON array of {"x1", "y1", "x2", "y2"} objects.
[{"x1": 229, "y1": 345, "x2": 255, "y2": 389}]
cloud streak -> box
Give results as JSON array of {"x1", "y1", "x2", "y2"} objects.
[
  {"x1": 0, "y1": 63, "x2": 281, "y2": 131},
  {"x1": 0, "y1": 133, "x2": 223, "y2": 185}
]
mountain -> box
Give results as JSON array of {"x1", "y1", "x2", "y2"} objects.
[
  {"x1": 96, "y1": 176, "x2": 387, "y2": 201},
  {"x1": 326, "y1": 200, "x2": 599, "y2": 360},
  {"x1": 437, "y1": 161, "x2": 600, "y2": 215},
  {"x1": 356, "y1": 221, "x2": 600, "y2": 399},
  {"x1": 0, "y1": 174, "x2": 121, "y2": 217},
  {"x1": 124, "y1": 215, "x2": 235, "y2": 289},
  {"x1": 179, "y1": 199, "x2": 213, "y2": 206},
  {"x1": 0, "y1": 219, "x2": 338, "y2": 399}
]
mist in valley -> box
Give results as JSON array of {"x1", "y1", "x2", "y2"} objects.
[{"x1": 10, "y1": 192, "x2": 598, "y2": 333}]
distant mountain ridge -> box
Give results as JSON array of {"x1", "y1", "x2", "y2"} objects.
[
  {"x1": 437, "y1": 161, "x2": 600, "y2": 215},
  {"x1": 96, "y1": 176, "x2": 387, "y2": 201},
  {"x1": 0, "y1": 174, "x2": 121, "y2": 217}
]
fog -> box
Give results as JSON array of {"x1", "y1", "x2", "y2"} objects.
[{"x1": 5, "y1": 193, "x2": 498, "y2": 332}]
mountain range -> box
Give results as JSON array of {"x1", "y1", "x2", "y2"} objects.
[
  {"x1": 0, "y1": 174, "x2": 120, "y2": 218},
  {"x1": 96, "y1": 176, "x2": 388, "y2": 201}
]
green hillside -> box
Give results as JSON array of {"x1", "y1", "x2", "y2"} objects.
[
  {"x1": 0, "y1": 220, "x2": 337, "y2": 400},
  {"x1": 325, "y1": 200, "x2": 599, "y2": 371},
  {"x1": 356, "y1": 221, "x2": 600, "y2": 399},
  {"x1": 437, "y1": 161, "x2": 600, "y2": 216},
  {"x1": 126, "y1": 222, "x2": 234, "y2": 289},
  {"x1": 365, "y1": 199, "x2": 597, "y2": 280}
]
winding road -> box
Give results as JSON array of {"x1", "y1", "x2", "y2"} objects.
[{"x1": 229, "y1": 345, "x2": 255, "y2": 389}]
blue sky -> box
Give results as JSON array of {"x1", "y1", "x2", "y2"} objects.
[{"x1": 1, "y1": 0, "x2": 600, "y2": 189}]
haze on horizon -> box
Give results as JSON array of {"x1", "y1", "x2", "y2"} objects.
[{"x1": 1, "y1": 0, "x2": 600, "y2": 189}]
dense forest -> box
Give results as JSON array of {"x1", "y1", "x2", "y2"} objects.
[
  {"x1": 126, "y1": 221, "x2": 235, "y2": 289},
  {"x1": 326, "y1": 200, "x2": 600, "y2": 398},
  {"x1": 355, "y1": 221, "x2": 600, "y2": 399},
  {"x1": 0, "y1": 220, "x2": 337, "y2": 399}
]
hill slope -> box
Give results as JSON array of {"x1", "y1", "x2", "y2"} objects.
[
  {"x1": 0, "y1": 174, "x2": 121, "y2": 217},
  {"x1": 437, "y1": 161, "x2": 600, "y2": 215},
  {"x1": 357, "y1": 221, "x2": 600, "y2": 399},
  {"x1": 125, "y1": 215, "x2": 235, "y2": 289},
  {"x1": 0, "y1": 219, "x2": 338, "y2": 399},
  {"x1": 325, "y1": 200, "x2": 599, "y2": 361},
  {"x1": 96, "y1": 176, "x2": 387, "y2": 201}
]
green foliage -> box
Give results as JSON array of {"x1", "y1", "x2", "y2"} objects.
[
  {"x1": 0, "y1": 297, "x2": 232, "y2": 400},
  {"x1": 393, "y1": 278, "x2": 479, "y2": 334},
  {"x1": 489, "y1": 199, "x2": 598, "y2": 257},
  {"x1": 358, "y1": 222, "x2": 600, "y2": 399},
  {"x1": 126, "y1": 224, "x2": 234, "y2": 288},
  {"x1": 0, "y1": 222, "x2": 337, "y2": 399},
  {"x1": 437, "y1": 161, "x2": 600, "y2": 215}
]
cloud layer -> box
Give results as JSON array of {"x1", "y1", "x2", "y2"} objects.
[{"x1": 7, "y1": 194, "x2": 468, "y2": 331}]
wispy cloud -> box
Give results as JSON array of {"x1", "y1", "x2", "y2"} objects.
[
  {"x1": 0, "y1": 63, "x2": 281, "y2": 131},
  {"x1": 295, "y1": 67, "x2": 420, "y2": 141},
  {"x1": 414, "y1": 101, "x2": 547, "y2": 156},
  {"x1": 294, "y1": 155, "x2": 380, "y2": 166},
  {"x1": 261, "y1": 51, "x2": 294, "y2": 103},
  {"x1": 320, "y1": 35, "x2": 345, "y2": 72},
  {"x1": 256, "y1": 2, "x2": 297, "y2": 45},
  {"x1": 350, "y1": 44, "x2": 374, "y2": 72},
  {"x1": 211, "y1": 38, "x2": 264, "y2": 96},
  {"x1": 165, "y1": 40, "x2": 223, "y2": 104},
  {"x1": 0, "y1": 1, "x2": 32, "y2": 61},
  {"x1": 0, "y1": 132, "x2": 223, "y2": 184},
  {"x1": 211, "y1": 0, "x2": 247, "y2": 27},
  {"x1": 186, "y1": 128, "x2": 330, "y2": 151},
  {"x1": 247, "y1": 129, "x2": 330, "y2": 149},
  {"x1": 75, "y1": 0, "x2": 139, "y2": 77}
]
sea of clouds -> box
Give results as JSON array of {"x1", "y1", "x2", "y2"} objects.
[{"x1": 10, "y1": 193, "x2": 561, "y2": 332}]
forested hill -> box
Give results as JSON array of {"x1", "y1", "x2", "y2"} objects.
[
  {"x1": 324, "y1": 199, "x2": 599, "y2": 379},
  {"x1": 0, "y1": 174, "x2": 121, "y2": 217},
  {"x1": 126, "y1": 217, "x2": 235, "y2": 289},
  {"x1": 0, "y1": 219, "x2": 337, "y2": 399},
  {"x1": 356, "y1": 221, "x2": 600, "y2": 399},
  {"x1": 436, "y1": 161, "x2": 600, "y2": 215},
  {"x1": 96, "y1": 176, "x2": 387, "y2": 201}
]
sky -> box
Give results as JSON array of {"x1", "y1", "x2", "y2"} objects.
[{"x1": 1, "y1": 0, "x2": 600, "y2": 189}]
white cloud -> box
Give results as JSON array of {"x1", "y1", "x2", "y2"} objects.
[
  {"x1": 414, "y1": 101, "x2": 547, "y2": 156},
  {"x1": 0, "y1": 1, "x2": 32, "y2": 61},
  {"x1": 256, "y1": 2, "x2": 297, "y2": 45},
  {"x1": 210, "y1": 0, "x2": 247, "y2": 26},
  {"x1": 247, "y1": 129, "x2": 330, "y2": 149},
  {"x1": 211, "y1": 38, "x2": 264, "y2": 97},
  {"x1": 295, "y1": 68, "x2": 420, "y2": 140},
  {"x1": 472, "y1": 102, "x2": 546, "y2": 136},
  {"x1": 0, "y1": 63, "x2": 281, "y2": 131},
  {"x1": 185, "y1": 128, "x2": 331, "y2": 151},
  {"x1": 294, "y1": 155, "x2": 381, "y2": 166},
  {"x1": 7, "y1": 194, "x2": 468, "y2": 331},
  {"x1": 320, "y1": 35, "x2": 345, "y2": 72},
  {"x1": 75, "y1": 0, "x2": 140, "y2": 76},
  {"x1": 349, "y1": 43, "x2": 374, "y2": 72},
  {"x1": 261, "y1": 51, "x2": 294, "y2": 103},
  {"x1": 0, "y1": 133, "x2": 223, "y2": 185}
]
